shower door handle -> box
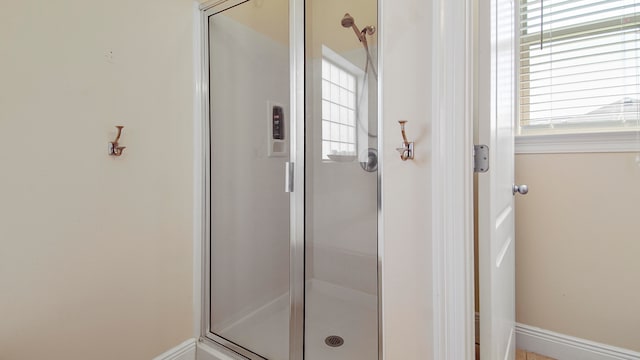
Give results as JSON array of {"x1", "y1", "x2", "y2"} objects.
[{"x1": 285, "y1": 162, "x2": 294, "y2": 193}]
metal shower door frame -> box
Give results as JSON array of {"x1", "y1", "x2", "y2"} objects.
[
  {"x1": 200, "y1": 1, "x2": 270, "y2": 359},
  {"x1": 288, "y1": 0, "x2": 305, "y2": 358},
  {"x1": 198, "y1": 0, "x2": 381, "y2": 359},
  {"x1": 198, "y1": 0, "x2": 306, "y2": 358}
]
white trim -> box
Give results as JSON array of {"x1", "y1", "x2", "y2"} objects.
[
  {"x1": 197, "y1": 341, "x2": 246, "y2": 360},
  {"x1": 322, "y1": 45, "x2": 364, "y2": 78},
  {"x1": 376, "y1": 0, "x2": 383, "y2": 358},
  {"x1": 319, "y1": 46, "x2": 361, "y2": 159},
  {"x1": 192, "y1": 0, "x2": 205, "y2": 339},
  {"x1": 516, "y1": 323, "x2": 640, "y2": 360},
  {"x1": 200, "y1": 0, "x2": 246, "y2": 12},
  {"x1": 153, "y1": 339, "x2": 197, "y2": 360},
  {"x1": 432, "y1": 0, "x2": 475, "y2": 358},
  {"x1": 515, "y1": 131, "x2": 640, "y2": 154}
]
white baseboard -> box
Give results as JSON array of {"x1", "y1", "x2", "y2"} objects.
[
  {"x1": 196, "y1": 341, "x2": 244, "y2": 360},
  {"x1": 516, "y1": 323, "x2": 640, "y2": 360},
  {"x1": 153, "y1": 339, "x2": 197, "y2": 360}
]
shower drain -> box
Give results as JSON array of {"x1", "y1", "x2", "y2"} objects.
[{"x1": 324, "y1": 335, "x2": 344, "y2": 347}]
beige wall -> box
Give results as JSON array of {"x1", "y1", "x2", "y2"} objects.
[
  {"x1": 307, "y1": 0, "x2": 377, "y2": 56},
  {"x1": 0, "y1": 0, "x2": 195, "y2": 359},
  {"x1": 226, "y1": 0, "x2": 289, "y2": 45},
  {"x1": 515, "y1": 152, "x2": 640, "y2": 352},
  {"x1": 226, "y1": 0, "x2": 376, "y2": 53}
]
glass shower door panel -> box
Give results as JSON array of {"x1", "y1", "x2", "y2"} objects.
[
  {"x1": 208, "y1": 2, "x2": 290, "y2": 359},
  {"x1": 304, "y1": 1, "x2": 379, "y2": 359}
]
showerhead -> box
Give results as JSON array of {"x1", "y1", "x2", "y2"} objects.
[
  {"x1": 341, "y1": 13, "x2": 376, "y2": 45},
  {"x1": 342, "y1": 13, "x2": 364, "y2": 44},
  {"x1": 341, "y1": 13, "x2": 355, "y2": 28}
]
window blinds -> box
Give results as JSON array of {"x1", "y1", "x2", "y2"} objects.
[{"x1": 519, "y1": 0, "x2": 640, "y2": 134}]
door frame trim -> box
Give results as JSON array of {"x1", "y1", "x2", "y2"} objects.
[
  {"x1": 431, "y1": 0, "x2": 475, "y2": 358},
  {"x1": 192, "y1": 0, "x2": 204, "y2": 341}
]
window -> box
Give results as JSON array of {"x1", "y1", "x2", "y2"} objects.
[
  {"x1": 519, "y1": 0, "x2": 640, "y2": 136},
  {"x1": 321, "y1": 57, "x2": 358, "y2": 160}
]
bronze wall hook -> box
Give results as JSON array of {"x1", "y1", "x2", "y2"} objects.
[
  {"x1": 108, "y1": 125, "x2": 126, "y2": 156},
  {"x1": 396, "y1": 120, "x2": 414, "y2": 161}
]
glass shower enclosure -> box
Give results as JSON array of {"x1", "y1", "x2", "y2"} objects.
[{"x1": 202, "y1": 0, "x2": 379, "y2": 358}]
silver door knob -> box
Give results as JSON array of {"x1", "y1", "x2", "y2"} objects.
[{"x1": 513, "y1": 184, "x2": 528, "y2": 195}]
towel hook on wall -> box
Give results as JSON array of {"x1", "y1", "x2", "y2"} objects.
[
  {"x1": 396, "y1": 120, "x2": 414, "y2": 161},
  {"x1": 108, "y1": 125, "x2": 126, "y2": 157}
]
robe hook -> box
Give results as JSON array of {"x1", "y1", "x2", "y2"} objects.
[
  {"x1": 396, "y1": 120, "x2": 414, "y2": 161},
  {"x1": 108, "y1": 126, "x2": 126, "y2": 157}
]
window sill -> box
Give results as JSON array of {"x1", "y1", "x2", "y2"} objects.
[{"x1": 515, "y1": 131, "x2": 640, "y2": 154}]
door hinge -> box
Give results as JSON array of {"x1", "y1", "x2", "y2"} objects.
[{"x1": 474, "y1": 145, "x2": 489, "y2": 173}]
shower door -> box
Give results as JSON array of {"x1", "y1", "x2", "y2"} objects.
[
  {"x1": 206, "y1": 1, "x2": 292, "y2": 359},
  {"x1": 204, "y1": 0, "x2": 379, "y2": 359},
  {"x1": 303, "y1": 1, "x2": 379, "y2": 359}
]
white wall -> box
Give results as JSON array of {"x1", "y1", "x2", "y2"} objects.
[
  {"x1": 208, "y1": 13, "x2": 290, "y2": 329},
  {"x1": 0, "y1": 0, "x2": 195, "y2": 359},
  {"x1": 381, "y1": 0, "x2": 435, "y2": 358}
]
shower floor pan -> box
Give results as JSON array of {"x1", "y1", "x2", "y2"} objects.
[{"x1": 217, "y1": 279, "x2": 378, "y2": 360}]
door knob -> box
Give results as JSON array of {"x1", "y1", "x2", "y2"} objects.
[{"x1": 513, "y1": 184, "x2": 528, "y2": 195}]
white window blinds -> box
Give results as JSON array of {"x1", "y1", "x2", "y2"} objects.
[{"x1": 519, "y1": 0, "x2": 640, "y2": 134}]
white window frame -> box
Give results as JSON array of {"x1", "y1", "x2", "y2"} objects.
[
  {"x1": 321, "y1": 45, "x2": 368, "y2": 160},
  {"x1": 515, "y1": 1, "x2": 640, "y2": 154},
  {"x1": 516, "y1": 130, "x2": 640, "y2": 153}
]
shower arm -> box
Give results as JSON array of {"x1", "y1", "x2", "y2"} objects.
[{"x1": 350, "y1": 24, "x2": 365, "y2": 43}]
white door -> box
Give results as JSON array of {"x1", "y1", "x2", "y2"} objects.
[{"x1": 478, "y1": 0, "x2": 517, "y2": 358}]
